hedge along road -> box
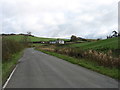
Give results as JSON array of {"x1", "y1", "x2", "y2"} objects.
[{"x1": 4, "y1": 48, "x2": 118, "y2": 88}]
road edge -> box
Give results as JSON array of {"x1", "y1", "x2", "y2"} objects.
[{"x1": 2, "y1": 64, "x2": 18, "y2": 89}]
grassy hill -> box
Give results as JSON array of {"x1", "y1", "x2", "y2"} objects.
[
  {"x1": 61, "y1": 37, "x2": 119, "y2": 57},
  {"x1": 3, "y1": 35, "x2": 119, "y2": 53},
  {"x1": 66, "y1": 37, "x2": 119, "y2": 51},
  {"x1": 3, "y1": 35, "x2": 69, "y2": 42}
]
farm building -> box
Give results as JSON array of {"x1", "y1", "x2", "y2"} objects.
[
  {"x1": 56, "y1": 39, "x2": 65, "y2": 44},
  {"x1": 49, "y1": 39, "x2": 65, "y2": 44}
]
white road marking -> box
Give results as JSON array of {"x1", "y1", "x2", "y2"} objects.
[{"x1": 2, "y1": 65, "x2": 18, "y2": 89}]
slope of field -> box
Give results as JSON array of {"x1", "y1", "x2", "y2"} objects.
[
  {"x1": 66, "y1": 37, "x2": 118, "y2": 51},
  {"x1": 3, "y1": 35, "x2": 69, "y2": 42}
]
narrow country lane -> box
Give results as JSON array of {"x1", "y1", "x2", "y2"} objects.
[{"x1": 5, "y1": 48, "x2": 118, "y2": 88}]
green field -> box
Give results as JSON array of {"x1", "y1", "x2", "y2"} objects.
[
  {"x1": 65, "y1": 37, "x2": 119, "y2": 52},
  {"x1": 3, "y1": 35, "x2": 69, "y2": 42}
]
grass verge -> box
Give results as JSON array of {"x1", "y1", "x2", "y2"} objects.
[
  {"x1": 2, "y1": 50, "x2": 24, "y2": 85},
  {"x1": 37, "y1": 49, "x2": 120, "y2": 80}
]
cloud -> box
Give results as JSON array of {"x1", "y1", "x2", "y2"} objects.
[{"x1": 1, "y1": 0, "x2": 119, "y2": 39}]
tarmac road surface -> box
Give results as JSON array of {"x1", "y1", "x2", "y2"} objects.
[{"x1": 5, "y1": 48, "x2": 118, "y2": 88}]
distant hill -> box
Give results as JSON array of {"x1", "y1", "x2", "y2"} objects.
[{"x1": 2, "y1": 34, "x2": 69, "y2": 42}]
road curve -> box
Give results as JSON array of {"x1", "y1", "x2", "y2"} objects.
[{"x1": 5, "y1": 48, "x2": 118, "y2": 88}]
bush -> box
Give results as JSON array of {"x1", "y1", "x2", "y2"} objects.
[
  {"x1": 40, "y1": 47, "x2": 120, "y2": 68},
  {"x1": 54, "y1": 47, "x2": 84, "y2": 58},
  {"x1": 83, "y1": 50, "x2": 120, "y2": 68},
  {"x1": 56, "y1": 47, "x2": 120, "y2": 68},
  {"x1": 38, "y1": 45, "x2": 120, "y2": 68},
  {"x1": 2, "y1": 38, "x2": 24, "y2": 62}
]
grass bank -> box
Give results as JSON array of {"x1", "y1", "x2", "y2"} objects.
[
  {"x1": 2, "y1": 50, "x2": 24, "y2": 84},
  {"x1": 63, "y1": 37, "x2": 119, "y2": 57},
  {"x1": 65, "y1": 37, "x2": 118, "y2": 50},
  {"x1": 37, "y1": 49, "x2": 120, "y2": 80}
]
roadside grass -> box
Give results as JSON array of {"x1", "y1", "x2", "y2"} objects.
[
  {"x1": 2, "y1": 51, "x2": 23, "y2": 84},
  {"x1": 37, "y1": 49, "x2": 120, "y2": 80}
]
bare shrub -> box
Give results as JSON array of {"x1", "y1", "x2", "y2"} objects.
[
  {"x1": 83, "y1": 50, "x2": 120, "y2": 68},
  {"x1": 37, "y1": 45, "x2": 120, "y2": 68},
  {"x1": 58, "y1": 48, "x2": 120, "y2": 68}
]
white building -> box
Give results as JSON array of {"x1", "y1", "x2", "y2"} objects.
[
  {"x1": 49, "y1": 40, "x2": 65, "y2": 44},
  {"x1": 56, "y1": 40, "x2": 65, "y2": 44}
]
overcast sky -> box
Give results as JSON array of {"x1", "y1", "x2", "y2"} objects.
[{"x1": 1, "y1": 0, "x2": 119, "y2": 39}]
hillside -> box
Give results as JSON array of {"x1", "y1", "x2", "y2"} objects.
[
  {"x1": 2, "y1": 35, "x2": 69, "y2": 42},
  {"x1": 65, "y1": 37, "x2": 119, "y2": 52},
  {"x1": 3, "y1": 35, "x2": 119, "y2": 52}
]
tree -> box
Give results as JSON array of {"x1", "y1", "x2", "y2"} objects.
[
  {"x1": 112, "y1": 30, "x2": 118, "y2": 37},
  {"x1": 118, "y1": 31, "x2": 120, "y2": 37},
  {"x1": 71, "y1": 35, "x2": 77, "y2": 42},
  {"x1": 27, "y1": 32, "x2": 31, "y2": 36}
]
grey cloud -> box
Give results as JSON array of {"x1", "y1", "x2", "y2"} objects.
[{"x1": 1, "y1": 0, "x2": 118, "y2": 39}]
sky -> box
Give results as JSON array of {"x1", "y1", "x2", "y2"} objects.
[{"x1": 1, "y1": 0, "x2": 119, "y2": 39}]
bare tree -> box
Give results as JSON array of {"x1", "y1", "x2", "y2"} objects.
[{"x1": 27, "y1": 32, "x2": 31, "y2": 36}]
